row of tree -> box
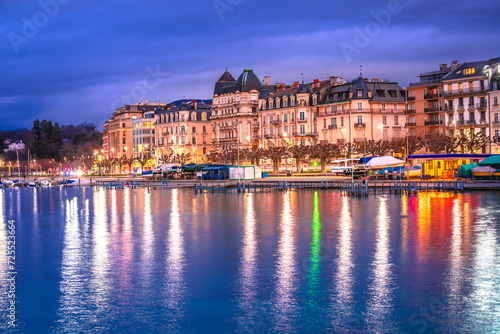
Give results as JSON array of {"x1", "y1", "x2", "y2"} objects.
[{"x1": 204, "y1": 133, "x2": 495, "y2": 172}]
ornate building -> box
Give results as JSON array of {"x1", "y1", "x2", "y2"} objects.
[
  {"x1": 155, "y1": 100, "x2": 212, "y2": 163},
  {"x1": 317, "y1": 76, "x2": 407, "y2": 145}
]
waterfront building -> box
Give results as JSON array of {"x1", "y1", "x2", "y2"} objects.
[
  {"x1": 132, "y1": 110, "x2": 156, "y2": 160},
  {"x1": 318, "y1": 75, "x2": 407, "y2": 145},
  {"x1": 442, "y1": 57, "x2": 500, "y2": 153},
  {"x1": 211, "y1": 69, "x2": 263, "y2": 151},
  {"x1": 104, "y1": 100, "x2": 166, "y2": 159},
  {"x1": 406, "y1": 62, "x2": 457, "y2": 143},
  {"x1": 155, "y1": 100, "x2": 212, "y2": 163},
  {"x1": 257, "y1": 78, "x2": 332, "y2": 148},
  {"x1": 488, "y1": 68, "x2": 500, "y2": 153}
]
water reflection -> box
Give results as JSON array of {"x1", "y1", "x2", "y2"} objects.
[
  {"x1": 58, "y1": 197, "x2": 85, "y2": 331},
  {"x1": 468, "y1": 201, "x2": 500, "y2": 331},
  {"x1": 0, "y1": 190, "x2": 7, "y2": 312},
  {"x1": 163, "y1": 188, "x2": 187, "y2": 330},
  {"x1": 330, "y1": 196, "x2": 354, "y2": 331},
  {"x1": 366, "y1": 196, "x2": 395, "y2": 332},
  {"x1": 272, "y1": 191, "x2": 298, "y2": 332},
  {"x1": 90, "y1": 188, "x2": 111, "y2": 326},
  {"x1": 448, "y1": 197, "x2": 464, "y2": 308},
  {"x1": 236, "y1": 193, "x2": 260, "y2": 332},
  {"x1": 304, "y1": 192, "x2": 322, "y2": 330}
]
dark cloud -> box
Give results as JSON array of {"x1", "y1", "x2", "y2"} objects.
[{"x1": 0, "y1": 0, "x2": 498, "y2": 130}]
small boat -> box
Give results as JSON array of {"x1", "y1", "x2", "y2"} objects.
[
  {"x1": 2, "y1": 180, "x2": 16, "y2": 188},
  {"x1": 41, "y1": 180, "x2": 52, "y2": 187},
  {"x1": 472, "y1": 166, "x2": 497, "y2": 179}
]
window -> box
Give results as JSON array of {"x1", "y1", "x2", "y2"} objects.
[
  {"x1": 496, "y1": 129, "x2": 499, "y2": 139},
  {"x1": 357, "y1": 116, "x2": 362, "y2": 124},
  {"x1": 299, "y1": 112, "x2": 305, "y2": 121},
  {"x1": 394, "y1": 116, "x2": 399, "y2": 125},
  {"x1": 357, "y1": 90, "x2": 362, "y2": 97},
  {"x1": 192, "y1": 126, "x2": 196, "y2": 133},
  {"x1": 381, "y1": 103, "x2": 386, "y2": 111},
  {"x1": 357, "y1": 103, "x2": 362, "y2": 111},
  {"x1": 203, "y1": 125, "x2": 207, "y2": 133},
  {"x1": 469, "y1": 97, "x2": 474, "y2": 106},
  {"x1": 481, "y1": 111, "x2": 486, "y2": 122},
  {"x1": 323, "y1": 119, "x2": 327, "y2": 129},
  {"x1": 469, "y1": 81, "x2": 474, "y2": 91},
  {"x1": 202, "y1": 114, "x2": 207, "y2": 121},
  {"x1": 341, "y1": 104, "x2": 345, "y2": 111},
  {"x1": 277, "y1": 114, "x2": 280, "y2": 122},
  {"x1": 459, "y1": 98, "x2": 464, "y2": 107},
  {"x1": 270, "y1": 115, "x2": 274, "y2": 123},
  {"x1": 449, "y1": 114, "x2": 453, "y2": 123},
  {"x1": 284, "y1": 125, "x2": 288, "y2": 133},
  {"x1": 270, "y1": 127, "x2": 274, "y2": 135},
  {"x1": 459, "y1": 113, "x2": 464, "y2": 122},
  {"x1": 300, "y1": 124, "x2": 306, "y2": 134},
  {"x1": 332, "y1": 118, "x2": 337, "y2": 126},
  {"x1": 382, "y1": 116, "x2": 387, "y2": 125},
  {"x1": 122, "y1": 138, "x2": 126, "y2": 144},
  {"x1": 469, "y1": 112, "x2": 474, "y2": 121},
  {"x1": 495, "y1": 113, "x2": 499, "y2": 123},
  {"x1": 181, "y1": 126, "x2": 186, "y2": 133},
  {"x1": 263, "y1": 128, "x2": 267, "y2": 136},
  {"x1": 291, "y1": 112, "x2": 295, "y2": 122},
  {"x1": 284, "y1": 114, "x2": 288, "y2": 123},
  {"x1": 292, "y1": 125, "x2": 295, "y2": 134},
  {"x1": 448, "y1": 84, "x2": 452, "y2": 93},
  {"x1": 263, "y1": 116, "x2": 266, "y2": 124},
  {"x1": 463, "y1": 68, "x2": 476, "y2": 75},
  {"x1": 458, "y1": 82, "x2": 463, "y2": 92},
  {"x1": 341, "y1": 117, "x2": 344, "y2": 126},
  {"x1": 393, "y1": 104, "x2": 398, "y2": 111},
  {"x1": 122, "y1": 123, "x2": 125, "y2": 128},
  {"x1": 494, "y1": 97, "x2": 499, "y2": 106}
]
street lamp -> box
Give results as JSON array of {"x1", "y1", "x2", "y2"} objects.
[{"x1": 378, "y1": 123, "x2": 383, "y2": 141}]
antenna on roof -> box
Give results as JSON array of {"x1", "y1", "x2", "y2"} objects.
[
  {"x1": 360, "y1": 65, "x2": 363, "y2": 76},
  {"x1": 301, "y1": 73, "x2": 304, "y2": 83}
]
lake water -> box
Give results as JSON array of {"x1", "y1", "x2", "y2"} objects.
[{"x1": 0, "y1": 187, "x2": 499, "y2": 333}]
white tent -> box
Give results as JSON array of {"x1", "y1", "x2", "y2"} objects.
[
  {"x1": 365, "y1": 156, "x2": 405, "y2": 169},
  {"x1": 229, "y1": 166, "x2": 262, "y2": 180}
]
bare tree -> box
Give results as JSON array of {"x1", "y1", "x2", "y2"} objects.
[
  {"x1": 263, "y1": 147, "x2": 285, "y2": 173},
  {"x1": 427, "y1": 135, "x2": 462, "y2": 154},
  {"x1": 459, "y1": 131, "x2": 491, "y2": 153},
  {"x1": 241, "y1": 148, "x2": 265, "y2": 166},
  {"x1": 310, "y1": 143, "x2": 341, "y2": 172},
  {"x1": 288, "y1": 144, "x2": 310, "y2": 172}
]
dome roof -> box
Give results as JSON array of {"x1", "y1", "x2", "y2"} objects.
[
  {"x1": 235, "y1": 69, "x2": 262, "y2": 92},
  {"x1": 297, "y1": 83, "x2": 310, "y2": 94}
]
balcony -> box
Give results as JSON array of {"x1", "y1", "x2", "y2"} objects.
[
  {"x1": 476, "y1": 102, "x2": 487, "y2": 110},
  {"x1": 424, "y1": 107, "x2": 442, "y2": 113},
  {"x1": 253, "y1": 135, "x2": 262, "y2": 139},
  {"x1": 297, "y1": 118, "x2": 308, "y2": 123},
  {"x1": 405, "y1": 122, "x2": 416, "y2": 127},
  {"x1": 271, "y1": 120, "x2": 282, "y2": 125},
  {"x1": 354, "y1": 123, "x2": 366, "y2": 128},
  {"x1": 467, "y1": 120, "x2": 476, "y2": 125},
  {"x1": 354, "y1": 138, "x2": 365, "y2": 143},
  {"x1": 493, "y1": 121, "x2": 500, "y2": 127},
  {"x1": 407, "y1": 96, "x2": 416, "y2": 101},
  {"x1": 328, "y1": 124, "x2": 337, "y2": 129},
  {"x1": 443, "y1": 106, "x2": 454, "y2": 113},
  {"x1": 424, "y1": 93, "x2": 441, "y2": 99},
  {"x1": 424, "y1": 120, "x2": 443, "y2": 126},
  {"x1": 407, "y1": 109, "x2": 416, "y2": 115},
  {"x1": 337, "y1": 139, "x2": 346, "y2": 144},
  {"x1": 442, "y1": 87, "x2": 488, "y2": 97},
  {"x1": 293, "y1": 132, "x2": 318, "y2": 137},
  {"x1": 425, "y1": 134, "x2": 440, "y2": 140},
  {"x1": 264, "y1": 134, "x2": 275, "y2": 139},
  {"x1": 252, "y1": 122, "x2": 260, "y2": 128}
]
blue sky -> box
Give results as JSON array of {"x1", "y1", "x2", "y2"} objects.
[{"x1": 1, "y1": 0, "x2": 499, "y2": 130}]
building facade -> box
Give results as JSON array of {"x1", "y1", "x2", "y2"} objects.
[
  {"x1": 442, "y1": 57, "x2": 499, "y2": 153},
  {"x1": 318, "y1": 76, "x2": 407, "y2": 145},
  {"x1": 155, "y1": 100, "x2": 212, "y2": 163},
  {"x1": 132, "y1": 110, "x2": 156, "y2": 159}
]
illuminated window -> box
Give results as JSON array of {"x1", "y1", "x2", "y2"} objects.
[
  {"x1": 458, "y1": 83, "x2": 463, "y2": 92},
  {"x1": 448, "y1": 84, "x2": 452, "y2": 93},
  {"x1": 463, "y1": 68, "x2": 476, "y2": 75}
]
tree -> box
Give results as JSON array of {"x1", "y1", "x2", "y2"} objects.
[
  {"x1": 134, "y1": 156, "x2": 151, "y2": 171},
  {"x1": 427, "y1": 135, "x2": 462, "y2": 154},
  {"x1": 460, "y1": 131, "x2": 491, "y2": 153},
  {"x1": 288, "y1": 144, "x2": 310, "y2": 172},
  {"x1": 263, "y1": 147, "x2": 285, "y2": 173},
  {"x1": 241, "y1": 148, "x2": 265, "y2": 166},
  {"x1": 0, "y1": 133, "x2": 4, "y2": 156},
  {"x1": 310, "y1": 143, "x2": 340, "y2": 172}
]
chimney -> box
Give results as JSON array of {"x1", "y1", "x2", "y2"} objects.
[
  {"x1": 293, "y1": 81, "x2": 300, "y2": 88},
  {"x1": 265, "y1": 76, "x2": 271, "y2": 85},
  {"x1": 278, "y1": 84, "x2": 284, "y2": 92},
  {"x1": 371, "y1": 78, "x2": 379, "y2": 82},
  {"x1": 439, "y1": 64, "x2": 447, "y2": 71},
  {"x1": 181, "y1": 101, "x2": 184, "y2": 104},
  {"x1": 171, "y1": 103, "x2": 175, "y2": 107},
  {"x1": 313, "y1": 79, "x2": 320, "y2": 88},
  {"x1": 368, "y1": 90, "x2": 372, "y2": 98},
  {"x1": 192, "y1": 99, "x2": 197, "y2": 109},
  {"x1": 145, "y1": 99, "x2": 149, "y2": 104},
  {"x1": 451, "y1": 60, "x2": 459, "y2": 71}
]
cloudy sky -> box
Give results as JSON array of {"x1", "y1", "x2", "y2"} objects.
[{"x1": 1, "y1": 0, "x2": 498, "y2": 130}]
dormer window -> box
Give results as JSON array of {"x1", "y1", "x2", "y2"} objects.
[
  {"x1": 276, "y1": 99, "x2": 280, "y2": 108},
  {"x1": 463, "y1": 68, "x2": 476, "y2": 75},
  {"x1": 357, "y1": 90, "x2": 363, "y2": 97}
]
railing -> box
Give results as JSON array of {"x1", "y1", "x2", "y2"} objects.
[
  {"x1": 293, "y1": 132, "x2": 318, "y2": 137},
  {"x1": 354, "y1": 123, "x2": 366, "y2": 128},
  {"x1": 407, "y1": 109, "x2": 416, "y2": 115},
  {"x1": 264, "y1": 134, "x2": 275, "y2": 139},
  {"x1": 297, "y1": 118, "x2": 308, "y2": 123},
  {"x1": 253, "y1": 135, "x2": 262, "y2": 139},
  {"x1": 424, "y1": 107, "x2": 442, "y2": 113},
  {"x1": 424, "y1": 120, "x2": 443, "y2": 126},
  {"x1": 328, "y1": 124, "x2": 337, "y2": 129},
  {"x1": 407, "y1": 96, "x2": 416, "y2": 101},
  {"x1": 337, "y1": 139, "x2": 346, "y2": 144},
  {"x1": 271, "y1": 120, "x2": 282, "y2": 125},
  {"x1": 406, "y1": 122, "x2": 416, "y2": 127},
  {"x1": 442, "y1": 87, "x2": 488, "y2": 97},
  {"x1": 409, "y1": 80, "x2": 443, "y2": 87},
  {"x1": 252, "y1": 123, "x2": 260, "y2": 128},
  {"x1": 424, "y1": 93, "x2": 441, "y2": 99},
  {"x1": 493, "y1": 121, "x2": 500, "y2": 127},
  {"x1": 476, "y1": 102, "x2": 487, "y2": 109},
  {"x1": 353, "y1": 138, "x2": 365, "y2": 143},
  {"x1": 467, "y1": 120, "x2": 476, "y2": 125}
]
